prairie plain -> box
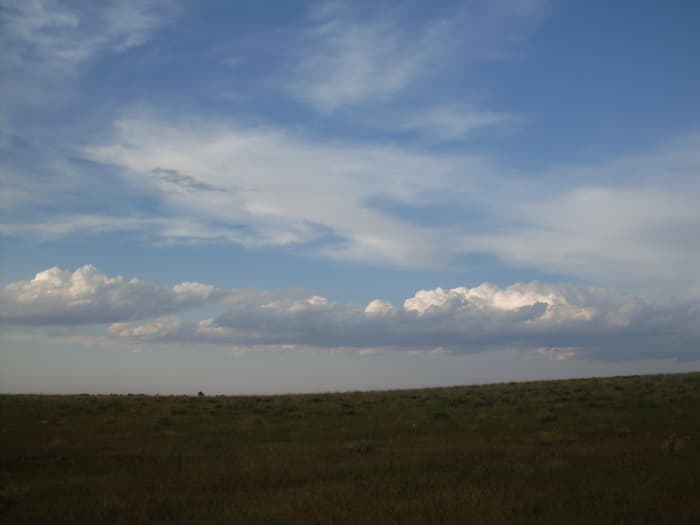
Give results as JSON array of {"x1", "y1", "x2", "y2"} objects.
[{"x1": 1, "y1": 372, "x2": 699, "y2": 524}]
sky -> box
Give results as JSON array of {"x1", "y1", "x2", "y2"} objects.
[{"x1": 1, "y1": 0, "x2": 699, "y2": 394}]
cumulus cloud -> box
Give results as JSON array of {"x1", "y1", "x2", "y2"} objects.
[
  {"x1": 107, "y1": 281, "x2": 700, "y2": 361},
  {"x1": 364, "y1": 299, "x2": 396, "y2": 316},
  {"x1": 2, "y1": 265, "x2": 697, "y2": 360},
  {"x1": 402, "y1": 283, "x2": 597, "y2": 322},
  {"x1": 0, "y1": 265, "x2": 321, "y2": 326},
  {"x1": 0, "y1": 265, "x2": 222, "y2": 325}
]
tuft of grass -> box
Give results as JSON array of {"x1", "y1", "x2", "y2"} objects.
[
  {"x1": 537, "y1": 407, "x2": 558, "y2": 424},
  {"x1": 0, "y1": 482, "x2": 24, "y2": 508},
  {"x1": 347, "y1": 438, "x2": 374, "y2": 453},
  {"x1": 660, "y1": 434, "x2": 689, "y2": 455}
]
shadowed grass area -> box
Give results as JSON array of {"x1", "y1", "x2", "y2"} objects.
[{"x1": 1, "y1": 372, "x2": 699, "y2": 524}]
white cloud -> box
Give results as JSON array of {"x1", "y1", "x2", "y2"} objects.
[
  {"x1": 82, "y1": 114, "x2": 484, "y2": 268},
  {"x1": 290, "y1": 2, "x2": 432, "y2": 113},
  {"x1": 107, "y1": 280, "x2": 700, "y2": 361},
  {"x1": 0, "y1": 265, "x2": 222, "y2": 325},
  {"x1": 0, "y1": 0, "x2": 175, "y2": 134},
  {"x1": 1, "y1": 0, "x2": 171, "y2": 74},
  {"x1": 1, "y1": 110, "x2": 695, "y2": 296},
  {"x1": 0, "y1": 265, "x2": 318, "y2": 326},
  {"x1": 403, "y1": 283, "x2": 597, "y2": 322},
  {"x1": 4, "y1": 2, "x2": 695, "y2": 301},
  {"x1": 0, "y1": 214, "x2": 294, "y2": 246},
  {"x1": 2, "y1": 265, "x2": 697, "y2": 360},
  {"x1": 397, "y1": 106, "x2": 518, "y2": 140},
  {"x1": 54, "y1": 117, "x2": 693, "y2": 293},
  {"x1": 469, "y1": 181, "x2": 700, "y2": 295},
  {"x1": 535, "y1": 347, "x2": 577, "y2": 361},
  {"x1": 290, "y1": 1, "x2": 546, "y2": 113},
  {"x1": 407, "y1": 347, "x2": 449, "y2": 358},
  {"x1": 364, "y1": 299, "x2": 396, "y2": 315}
]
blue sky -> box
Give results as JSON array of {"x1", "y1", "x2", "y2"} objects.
[{"x1": 1, "y1": 0, "x2": 699, "y2": 394}]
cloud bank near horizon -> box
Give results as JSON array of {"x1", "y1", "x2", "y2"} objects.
[
  {"x1": 2, "y1": 265, "x2": 698, "y2": 361},
  {"x1": 0, "y1": 265, "x2": 222, "y2": 325}
]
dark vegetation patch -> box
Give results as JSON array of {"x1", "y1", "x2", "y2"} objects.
[{"x1": 1, "y1": 372, "x2": 699, "y2": 524}]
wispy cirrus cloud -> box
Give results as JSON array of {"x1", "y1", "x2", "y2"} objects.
[
  {"x1": 1, "y1": 0, "x2": 172, "y2": 74},
  {"x1": 395, "y1": 105, "x2": 519, "y2": 141},
  {"x1": 464, "y1": 136, "x2": 700, "y2": 296},
  {"x1": 1, "y1": 2, "x2": 698, "y2": 300},
  {"x1": 3, "y1": 107, "x2": 699, "y2": 296},
  {"x1": 0, "y1": 0, "x2": 176, "y2": 132},
  {"x1": 290, "y1": 2, "x2": 432, "y2": 113},
  {"x1": 471, "y1": 187, "x2": 700, "y2": 289},
  {"x1": 69, "y1": 114, "x2": 700, "y2": 295},
  {"x1": 289, "y1": 0, "x2": 546, "y2": 113},
  {"x1": 0, "y1": 214, "x2": 242, "y2": 244},
  {"x1": 80, "y1": 114, "x2": 478, "y2": 267}
]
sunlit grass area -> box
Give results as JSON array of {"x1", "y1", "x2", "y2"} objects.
[{"x1": 2, "y1": 372, "x2": 699, "y2": 524}]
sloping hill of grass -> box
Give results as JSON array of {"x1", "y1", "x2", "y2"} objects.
[{"x1": 2, "y1": 372, "x2": 699, "y2": 524}]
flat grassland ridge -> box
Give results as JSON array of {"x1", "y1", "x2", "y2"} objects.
[{"x1": 1, "y1": 372, "x2": 699, "y2": 524}]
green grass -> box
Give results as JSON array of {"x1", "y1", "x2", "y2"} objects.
[{"x1": 1, "y1": 372, "x2": 699, "y2": 524}]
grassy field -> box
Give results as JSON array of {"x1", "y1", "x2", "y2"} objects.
[{"x1": 1, "y1": 372, "x2": 699, "y2": 524}]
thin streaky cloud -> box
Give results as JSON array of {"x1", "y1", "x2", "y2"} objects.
[
  {"x1": 290, "y1": 1, "x2": 546, "y2": 113},
  {"x1": 71, "y1": 114, "x2": 700, "y2": 294},
  {"x1": 0, "y1": 0, "x2": 172, "y2": 73}
]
